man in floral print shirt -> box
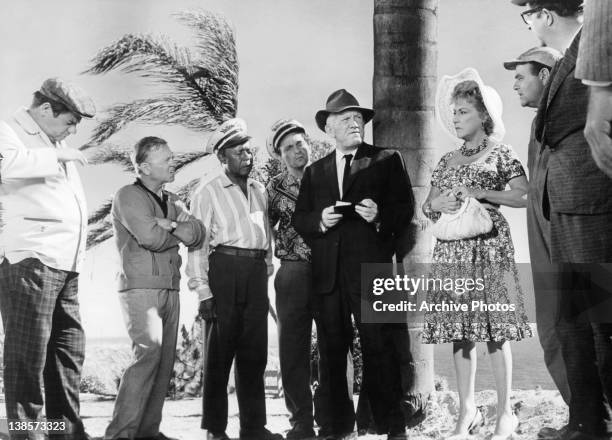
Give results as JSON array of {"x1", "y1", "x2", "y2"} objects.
[{"x1": 267, "y1": 119, "x2": 327, "y2": 440}]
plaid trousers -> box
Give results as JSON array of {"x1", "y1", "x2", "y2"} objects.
[{"x1": 0, "y1": 258, "x2": 86, "y2": 440}]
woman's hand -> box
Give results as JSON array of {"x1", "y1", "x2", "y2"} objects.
[
  {"x1": 430, "y1": 190, "x2": 462, "y2": 214},
  {"x1": 452, "y1": 186, "x2": 485, "y2": 200}
]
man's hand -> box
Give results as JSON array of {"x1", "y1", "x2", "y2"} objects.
[
  {"x1": 321, "y1": 205, "x2": 343, "y2": 228},
  {"x1": 155, "y1": 217, "x2": 173, "y2": 231},
  {"x1": 199, "y1": 297, "x2": 216, "y2": 321},
  {"x1": 355, "y1": 198, "x2": 378, "y2": 223},
  {"x1": 585, "y1": 85, "x2": 612, "y2": 178},
  {"x1": 56, "y1": 149, "x2": 88, "y2": 166}
]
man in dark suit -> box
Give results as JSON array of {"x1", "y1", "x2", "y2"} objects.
[
  {"x1": 576, "y1": 0, "x2": 612, "y2": 179},
  {"x1": 293, "y1": 89, "x2": 414, "y2": 440},
  {"x1": 513, "y1": 1, "x2": 612, "y2": 439}
]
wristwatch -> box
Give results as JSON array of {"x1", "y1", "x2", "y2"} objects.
[
  {"x1": 423, "y1": 201, "x2": 433, "y2": 215},
  {"x1": 169, "y1": 221, "x2": 178, "y2": 234}
]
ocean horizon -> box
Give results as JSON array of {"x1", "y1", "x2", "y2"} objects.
[{"x1": 88, "y1": 327, "x2": 554, "y2": 392}]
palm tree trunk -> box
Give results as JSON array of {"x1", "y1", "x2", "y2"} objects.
[{"x1": 373, "y1": 0, "x2": 438, "y2": 425}]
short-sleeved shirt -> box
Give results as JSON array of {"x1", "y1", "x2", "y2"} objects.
[{"x1": 267, "y1": 171, "x2": 311, "y2": 262}]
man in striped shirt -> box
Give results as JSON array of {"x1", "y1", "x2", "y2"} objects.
[{"x1": 187, "y1": 118, "x2": 282, "y2": 440}]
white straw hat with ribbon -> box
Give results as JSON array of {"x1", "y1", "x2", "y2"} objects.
[{"x1": 435, "y1": 67, "x2": 505, "y2": 144}]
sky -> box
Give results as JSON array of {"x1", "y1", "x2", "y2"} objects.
[{"x1": 1, "y1": 0, "x2": 542, "y2": 338}]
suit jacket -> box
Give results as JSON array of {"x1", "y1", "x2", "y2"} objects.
[
  {"x1": 576, "y1": 0, "x2": 612, "y2": 81},
  {"x1": 293, "y1": 143, "x2": 414, "y2": 295},
  {"x1": 535, "y1": 31, "x2": 612, "y2": 214}
]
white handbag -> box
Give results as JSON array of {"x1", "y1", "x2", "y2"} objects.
[{"x1": 430, "y1": 197, "x2": 493, "y2": 241}]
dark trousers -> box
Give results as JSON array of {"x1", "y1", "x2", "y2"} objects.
[
  {"x1": 549, "y1": 212, "x2": 612, "y2": 437},
  {"x1": 275, "y1": 261, "x2": 315, "y2": 430},
  {"x1": 202, "y1": 252, "x2": 269, "y2": 436},
  {"x1": 527, "y1": 146, "x2": 571, "y2": 405},
  {"x1": 314, "y1": 257, "x2": 405, "y2": 436},
  {"x1": 0, "y1": 258, "x2": 86, "y2": 440}
]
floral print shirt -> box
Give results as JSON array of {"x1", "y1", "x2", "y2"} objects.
[{"x1": 267, "y1": 170, "x2": 311, "y2": 262}]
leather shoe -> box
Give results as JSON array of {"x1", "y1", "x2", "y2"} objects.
[
  {"x1": 286, "y1": 426, "x2": 316, "y2": 440},
  {"x1": 240, "y1": 428, "x2": 284, "y2": 440},
  {"x1": 560, "y1": 431, "x2": 612, "y2": 440},
  {"x1": 207, "y1": 431, "x2": 230, "y2": 440},
  {"x1": 387, "y1": 427, "x2": 409, "y2": 440},
  {"x1": 538, "y1": 425, "x2": 570, "y2": 439},
  {"x1": 136, "y1": 434, "x2": 179, "y2": 440},
  {"x1": 317, "y1": 427, "x2": 334, "y2": 440}
]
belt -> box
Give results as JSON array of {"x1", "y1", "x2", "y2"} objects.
[{"x1": 214, "y1": 245, "x2": 267, "y2": 260}]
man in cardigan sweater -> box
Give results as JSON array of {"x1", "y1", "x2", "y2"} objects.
[{"x1": 105, "y1": 136, "x2": 205, "y2": 440}]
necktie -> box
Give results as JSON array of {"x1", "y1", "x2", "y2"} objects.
[{"x1": 342, "y1": 154, "x2": 353, "y2": 196}]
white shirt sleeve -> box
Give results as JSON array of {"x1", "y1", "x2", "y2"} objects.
[{"x1": 186, "y1": 186, "x2": 214, "y2": 301}]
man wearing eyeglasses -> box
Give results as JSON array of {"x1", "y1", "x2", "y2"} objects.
[
  {"x1": 576, "y1": 0, "x2": 612, "y2": 180},
  {"x1": 512, "y1": 1, "x2": 612, "y2": 440}
]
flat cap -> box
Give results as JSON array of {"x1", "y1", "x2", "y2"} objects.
[
  {"x1": 503, "y1": 46, "x2": 562, "y2": 70},
  {"x1": 266, "y1": 119, "x2": 305, "y2": 159},
  {"x1": 39, "y1": 78, "x2": 96, "y2": 118},
  {"x1": 206, "y1": 118, "x2": 251, "y2": 154}
]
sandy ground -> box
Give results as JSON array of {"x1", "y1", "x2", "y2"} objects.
[{"x1": 0, "y1": 388, "x2": 568, "y2": 440}]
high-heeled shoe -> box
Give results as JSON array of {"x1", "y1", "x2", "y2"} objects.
[
  {"x1": 445, "y1": 407, "x2": 485, "y2": 439},
  {"x1": 489, "y1": 413, "x2": 519, "y2": 440}
]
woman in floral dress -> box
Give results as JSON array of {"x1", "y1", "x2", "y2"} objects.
[{"x1": 422, "y1": 68, "x2": 532, "y2": 440}]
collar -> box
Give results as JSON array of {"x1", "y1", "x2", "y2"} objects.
[
  {"x1": 14, "y1": 107, "x2": 43, "y2": 136},
  {"x1": 219, "y1": 171, "x2": 256, "y2": 189},
  {"x1": 135, "y1": 178, "x2": 167, "y2": 201},
  {"x1": 335, "y1": 146, "x2": 359, "y2": 162},
  {"x1": 281, "y1": 170, "x2": 301, "y2": 187}
]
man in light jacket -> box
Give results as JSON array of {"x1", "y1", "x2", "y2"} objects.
[
  {"x1": 0, "y1": 78, "x2": 94, "y2": 440},
  {"x1": 105, "y1": 136, "x2": 205, "y2": 440}
]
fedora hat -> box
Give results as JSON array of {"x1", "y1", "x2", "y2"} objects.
[{"x1": 315, "y1": 89, "x2": 374, "y2": 132}]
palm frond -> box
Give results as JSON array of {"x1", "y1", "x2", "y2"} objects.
[
  {"x1": 174, "y1": 151, "x2": 208, "y2": 172},
  {"x1": 87, "y1": 143, "x2": 133, "y2": 171},
  {"x1": 175, "y1": 178, "x2": 202, "y2": 206},
  {"x1": 88, "y1": 200, "x2": 113, "y2": 226},
  {"x1": 89, "y1": 97, "x2": 217, "y2": 145},
  {"x1": 84, "y1": 34, "x2": 214, "y2": 110},
  {"x1": 175, "y1": 10, "x2": 239, "y2": 118},
  {"x1": 87, "y1": 219, "x2": 114, "y2": 249}
]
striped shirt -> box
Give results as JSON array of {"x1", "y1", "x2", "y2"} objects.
[{"x1": 186, "y1": 171, "x2": 272, "y2": 300}]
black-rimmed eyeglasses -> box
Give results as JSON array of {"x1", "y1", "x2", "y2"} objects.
[{"x1": 521, "y1": 6, "x2": 544, "y2": 25}]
